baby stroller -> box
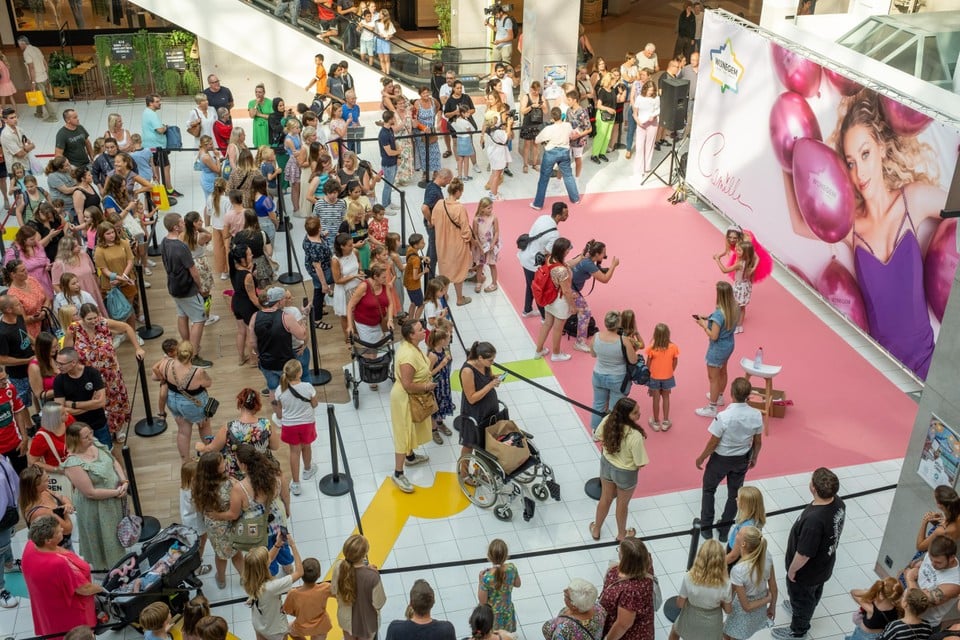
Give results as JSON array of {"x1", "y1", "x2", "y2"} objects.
[
  {"x1": 456, "y1": 403, "x2": 561, "y2": 522},
  {"x1": 344, "y1": 331, "x2": 395, "y2": 408},
  {"x1": 99, "y1": 524, "x2": 203, "y2": 631}
]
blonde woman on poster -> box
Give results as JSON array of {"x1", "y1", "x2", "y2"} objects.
[{"x1": 785, "y1": 89, "x2": 945, "y2": 379}]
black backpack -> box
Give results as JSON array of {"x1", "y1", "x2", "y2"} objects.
[{"x1": 562, "y1": 314, "x2": 598, "y2": 340}]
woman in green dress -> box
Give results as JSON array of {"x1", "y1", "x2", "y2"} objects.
[
  {"x1": 62, "y1": 421, "x2": 127, "y2": 570},
  {"x1": 248, "y1": 83, "x2": 274, "y2": 149}
]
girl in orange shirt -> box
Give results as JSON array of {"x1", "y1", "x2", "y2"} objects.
[{"x1": 645, "y1": 323, "x2": 679, "y2": 432}]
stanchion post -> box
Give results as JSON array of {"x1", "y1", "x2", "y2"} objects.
[
  {"x1": 418, "y1": 130, "x2": 431, "y2": 188},
  {"x1": 120, "y1": 444, "x2": 161, "y2": 541},
  {"x1": 319, "y1": 404, "x2": 352, "y2": 496},
  {"x1": 306, "y1": 296, "x2": 331, "y2": 386},
  {"x1": 276, "y1": 182, "x2": 287, "y2": 233},
  {"x1": 147, "y1": 222, "x2": 161, "y2": 257},
  {"x1": 663, "y1": 517, "x2": 702, "y2": 624},
  {"x1": 584, "y1": 477, "x2": 602, "y2": 500},
  {"x1": 278, "y1": 190, "x2": 302, "y2": 285},
  {"x1": 135, "y1": 264, "x2": 163, "y2": 341},
  {"x1": 133, "y1": 357, "x2": 166, "y2": 437}
]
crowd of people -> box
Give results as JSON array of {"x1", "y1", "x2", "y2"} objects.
[{"x1": 0, "y1": 7, "x2": 920, "y2": 640}]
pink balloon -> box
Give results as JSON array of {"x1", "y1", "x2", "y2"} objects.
[
  {"x1": 879, "y1": 94, "x2": 932, "y2": 137},
  {"x1": 823, "y1": 69, "x2": 862, "y2": 96},
  {"x1": 791, "y1": 139, "x2": 856, "y2": 243},
  {"x1": 771, "y1": 44, "x2": 822, "y2": 98},
  {"x1": 787, "y1": 264, "x2": 816, "y2": 289},
  {"x1": 770, "y1": 92, "x2": 822, "y2": 172},
  {"x1": 924, "y1": 218, "x2": 959, "y2": 322},
  {"x1": 817, "y1": 257, "x2": 869, "y2": 331}
]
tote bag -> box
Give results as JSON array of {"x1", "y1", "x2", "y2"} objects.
[{"x1": 36, "y1": 431, "x2": 74, "y2": 499}]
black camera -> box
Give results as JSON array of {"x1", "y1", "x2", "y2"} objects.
[
  {"x1": 484, "y1": 3, "x2": 513, "y2": 15},
  {"x1": 583, "y1": 239, "x2": 610, "y2": 273},
  {"x1": 507, "y1": 108, "x2": 519, "y2": 124}
]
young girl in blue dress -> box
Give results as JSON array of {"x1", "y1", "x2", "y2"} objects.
[{"x1": 427, "y1": 324, "x2": 454, "y2": 444}]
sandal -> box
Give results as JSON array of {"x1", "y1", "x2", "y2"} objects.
[
  {"x1": 457, "y1": 297, "x2": 472, "y2": 306},
  {"x1": 443, "y1": 151, "x2": 453, "y2": 158},
  {"x1": 617, "y1": 527, "x2": 637, "y2": 542},
  {"x1": 589, "y1": 522, "x2": 601, "y2": 541},
  {"x1": 197, "y1": 564, "x2": 213, "y2": 576},
  {"x1": 156, "y1": 412, "x2": 167, "y2": 421},
  {"x1": 474, "y1": 284, "x2": 482, "y2": 293},
  {"x1": 522, "y1": 165, "x2": 529, "y2": 173},
  {"x1": 314, "y1": 321, "x2": 333, "y2": 330},
  {"x1": 484, "y1": 284, "x2": 498, "y2": 293}
]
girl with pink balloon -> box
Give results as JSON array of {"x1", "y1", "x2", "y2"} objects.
[
  {"x1": 714, "y1": 239, "x2": 759, "y2": 334},
  {"x1": 785, "y1": 88, "x2": 944, "y2": 379}
]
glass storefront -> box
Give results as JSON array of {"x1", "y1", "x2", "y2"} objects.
[{"x1": 9, "y1": 0, "x2": 169, "y2": 35}]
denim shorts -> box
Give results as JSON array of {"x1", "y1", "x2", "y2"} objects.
[
  {"x1": 168, "y1": 390, "x2": 208, "y2": 424},
  {"x1": 705, "y1": 339, "x2": 734, "y2": 368},
  {"x1": 360, "y1": 39, "x2": 375, "y2": 57},
  {"x1": 600, "y1": 456, "x2": 638, "y2": 491},
  {"x1": 646, "y1": 377, "x2": 676, "y2": 391},
  {"x1": 260, "y1": 368, "x2": 283, "y2": 392}
]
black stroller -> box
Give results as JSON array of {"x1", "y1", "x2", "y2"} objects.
[
  {"x1": 344, "y1": 331, "x2": 395, "y2": 408},
  {"x1": 99, "y1": 524, "x2": 203, "y2": 631}
]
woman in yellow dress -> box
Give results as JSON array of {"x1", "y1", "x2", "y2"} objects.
[{"x1": 389, "y1": 319, "x2": 436, "y2": 494}]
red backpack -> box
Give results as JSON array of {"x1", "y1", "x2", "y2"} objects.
[{"x1": 532, "y1": 262, "x2": 562, "y2": 307}]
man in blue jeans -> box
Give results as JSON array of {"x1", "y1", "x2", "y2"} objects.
[
  {"x1": 529, "y1": 107, "x2": 580, "y2": 211},
  {"x1": 0, "y1": 454, "x2": 21, "y2": 608},
  {"x1": 378, "y1": 111, "x2": 401, "y2": 212}
]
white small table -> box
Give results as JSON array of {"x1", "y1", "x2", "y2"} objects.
[{"x1": 740, "y1": 358, "x2": 783, "y2": 434}]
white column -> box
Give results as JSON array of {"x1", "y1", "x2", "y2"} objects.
[
  {"x1": 450, "y1": 0, "x2": 489, "y2": 52},
  {"x1": 518, "y1": 0, "x2": 579, "y2": 95}
]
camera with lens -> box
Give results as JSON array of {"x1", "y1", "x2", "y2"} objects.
[
  {"x1": 484, "y1": 3, "x2": 513, "y2": 15},
  {"x1": 507, "y1": 108, "x2": 519, "y2": 124}
]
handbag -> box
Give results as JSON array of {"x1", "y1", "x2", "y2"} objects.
[
  {"x1": 168, "y1": 362, "x2": 219, "y2": 418},
  {"x1": 230, "y1": 483, "x2": 269, "y2": 551},
  {"x1": 516, "y1": 225, "x2": 557, "y2": 251},
  {"x1": 410, "y1": 391, "x2": 438, "y2": 423},
  {"x1": 600, "y1": 109, "x2": 615, "y2": 122},
  {"x1": 165, "y1": 125, "x2": 184, "y2": 150},
  {"x1": 116, "y1": 497, "x2": 143, "y2": 547},
  {"x1": 648, "y1": 573, "x2": 663, "y2": 611},
  {"x1": 619, "y1": 332, "x2": 650, "y2": 393},
  {"x1": 186, "y1": 110, "x2": 202, "y2": 138},
  {"x1": 105, "y1": 287, "x2": 134, "y2": 321},
  {"x1": 25, "y1": 90, "x2": 45, "y2": 107}
]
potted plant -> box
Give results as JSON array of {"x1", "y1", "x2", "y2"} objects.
[{"x1": 47, "y1": 51, "x2": 77, "y2": 99}]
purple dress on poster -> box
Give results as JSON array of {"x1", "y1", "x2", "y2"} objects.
[{"x1": 853, "y1": 190, "x2": 934, "y2": 379}]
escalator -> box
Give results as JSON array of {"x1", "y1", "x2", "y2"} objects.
[{"x1": 128, "y1": 0, "x2": 493, "y2": 98}]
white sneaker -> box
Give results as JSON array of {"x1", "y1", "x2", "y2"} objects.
[
  {"x1": 143, "y1": 281, "x2": 152, "y2": 288},
  {"x1": 220, "y1": 273, "x2": 229, "y2": 281},
  {"x1": 706, "y1": 393, "x2": 726, "y2": 406},
  {"x1": 550, "y1": 353, "x2": 572, "y2": 362},
  {"x1": 0, "y1": 589, "x2": 19, "y2": 608},
  {"x1": 405, "y1": 453, "x2": 430, "y2": 466},
  {"x1": 392, "y1": 473, "x2": 414, "y2": 493},
  {"x1": 522, "y1": 310, "x2": 540, "y2": 318},
  {"x1": 147, "y1": 259, "x2": 157, "y2": 267},
  {"x1": 573, "y1": 341, "x2": 591, "y2": 353},
  {"x1": 205, "y1": 314, "x2": 220, "y2": 326},
  {"x1": 695, "y1": 405, "x2": 718, "y2": 418},
  {"x1": 533, "y1": 348, "x2": 549, "y2": 359},
  {"x1": 113, "y1": 334, "x2": 127, "y2": 348},
  {"x1": 137, "y1": 336, "x2": 144, "y2": 346},
  {"x1": 290, "y1": 481, "x2": 302, "y2": 496},
  {"x1": 734, "y1": 326, "x2": 744, "y2": 334},
  {"x1": 302, "y1": 465, "x2": 317, "y2": 480},
  {"x1": 143, "y1": 267, "x2": 153, "y2": 276}
]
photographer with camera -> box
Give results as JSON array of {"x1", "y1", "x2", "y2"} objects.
[
  {"x1": 485, "y1": 4, "x2": 516, "y2": 77},
  {"x1": 570, "y1": 240, "x2": 619, "y2": 352},
  {"x1": 517, "y1": 202, "x2": 568, "y2": 320}
]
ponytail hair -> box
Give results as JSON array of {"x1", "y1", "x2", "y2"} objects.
[
  {"x1": 236, "y1": 387, "x2": 262, "y2": 412},
  {"x1": 467, "y1": 341, "x2": 496, "y2": 361},
  {"x1": 279, "y1": 359, "x2": 302, "y2": 392},
  {"x1": 486, "y1": 538, "x2": 509, "y2": 589},
  {"x1": 739, "y1": 526, "x2": 768, "y2": 587},
  {"x1": 468, "y1": 604, "x2": 494, "y2": 639}
]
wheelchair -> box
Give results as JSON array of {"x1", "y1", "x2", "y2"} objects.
[{"x1": 455, "y1": 403, "x2": 561, "y2": 522}]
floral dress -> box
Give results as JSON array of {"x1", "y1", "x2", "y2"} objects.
[
  {"x1": 414, "y1": 99, "x2": 442, "y2": 176},
  {"x1": 473, "y1": 215, "x2": 501, "y2": 267},
  {"x1": 203, "y1": 479, "x2": 236, "y2": 560},
  {"x1": 69, "y1": 319, "x2": 129, "y2": 434},
  {"x1": 479, "y1": 563, "x2": 519, "y2": 632},
  {"x1": 221, "y1": 418, "x2": 273, "y2": 479},
  {"x1": 395, "y1": 105, "x2": 416, "y2": 184},
  {"x1": 368, "y1": 218, "x2": 389, "y2": 246},
  {"x1": 430, "y1": 347, "x2": 454, "y2": 421}
]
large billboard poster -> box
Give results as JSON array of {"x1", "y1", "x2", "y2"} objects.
[{"x1": 688, "y1": 11, "x2": 960, "y2": 380}]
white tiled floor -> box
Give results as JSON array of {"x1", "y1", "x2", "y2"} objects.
[{"x1": 0, "y1": 98, "x2": 910, "y2": 640}]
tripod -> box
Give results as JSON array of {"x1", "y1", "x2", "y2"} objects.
[{"x1": 642, "y1": 129, "x2": 687, "y2": 188}]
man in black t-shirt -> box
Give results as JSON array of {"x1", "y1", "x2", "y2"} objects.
[
  {"x1": 384, "y1": 579, "x2": 455, "y2": 640},
  {"x1": 773, "y1": 467, "x2": 846, "y2": 640},
  {"x1": 203, "y1": 75, "x2": 234, "y2": 122},
  {"x1": 0, "y1": 296, "x2": 35, "y2": 407},
  {"x1": 54, "y1": 108, "x2": 93, "y2": 169},
  {"x1": 53, "y1": 348, "x2": 109, "y2": 448}
]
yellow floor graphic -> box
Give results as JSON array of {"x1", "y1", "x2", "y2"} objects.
[
  {"x1": 318, "y1": 471, "x2": 472, "y2": 640},
  {"x1": 450, "y1": 358, "x2": 554, "y2": 392}
]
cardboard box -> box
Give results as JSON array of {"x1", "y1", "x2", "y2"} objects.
[{"x1": 748, "y1": 388, "x2": 787, "y2": 419}]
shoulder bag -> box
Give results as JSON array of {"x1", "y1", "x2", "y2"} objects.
[
  {"x1": 619, "y1": 332, "x2": 650, "y2": 393},
  {"x1": 648, "y1": 573, "x2": 663, "y2": 611},
  {"x1": 516, "y1": 224, "x2": 557, "y2": 252},
  {"x1": 105, "y1": 287, "x2": 134, "y2": 321},
  {"x1": 408, "y1": 347, "x2": 438, "y2": 423},
  {"x1": 187, "y1": 109, "x2": 202, "y2": 138},
  {"x1": 230, "y1": 482, "x2": 269, "y2": 551}
]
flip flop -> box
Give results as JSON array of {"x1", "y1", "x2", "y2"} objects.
[
  {"x1": 484, "y1": 284, "x2": 498, "y2": 292},
  {"x1": 617, "y1": 527, "x2": 637, "y2": 542},
  {"x1": 197, "y1": 564, "x2": 213, "y2": 576},
  {"x1": 589, "y1": 522, "x2": 601, "y2": 541}
]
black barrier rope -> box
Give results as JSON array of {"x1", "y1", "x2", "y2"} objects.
[{"x1": 15, "y1": 483, "x2": 896, "y2": 640}]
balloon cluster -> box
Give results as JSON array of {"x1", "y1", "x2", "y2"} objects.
[{"x1": 769, "y1": 43, "x2": 955, "y2": 327}]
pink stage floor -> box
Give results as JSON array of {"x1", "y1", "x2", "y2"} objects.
[{"x1": 492, "y1": 188, "x2": 917, "y2": 496}]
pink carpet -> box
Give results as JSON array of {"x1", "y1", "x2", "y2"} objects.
[{"x1": 491, "y1": 188, "x2": 917, "y2": 496}]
